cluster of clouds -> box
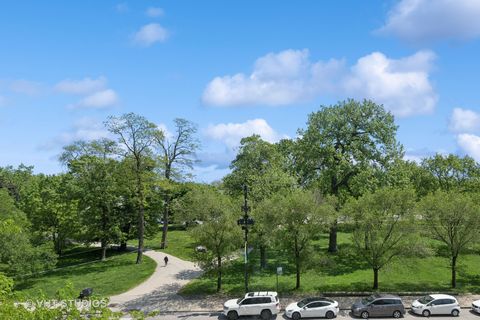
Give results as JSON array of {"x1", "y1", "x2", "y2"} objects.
[
  {"x1": 55, "y1": 76, "x2": 118, "y2": 109},
  {"x1": 449, "y1": 108, "x2": 480, "y2": 161},
  {"x1": 203, "y1": 49, "x2": 437, "y2": 118}
]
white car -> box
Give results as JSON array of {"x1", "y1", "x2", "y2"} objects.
[
  {"x1": 223, "y1": 291, "x2": 280, "y2": 320},
  {"x1": 472, "y1": 300, "x2": 480, "y2": 314},
  {"x1": 285, "y1": 297, "x2": 339, "y2": 319},
  {"x1": 411, "y1": 294, "x2": 460, "y2": 317}
]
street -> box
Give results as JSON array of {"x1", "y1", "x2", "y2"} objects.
[{"x1": 150, "y1": 310, "x2": 480, "y2": 320}]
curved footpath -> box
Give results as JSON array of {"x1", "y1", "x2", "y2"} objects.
[{"x1": 109, "y1": 250, "x2": 213, "y2": 313}]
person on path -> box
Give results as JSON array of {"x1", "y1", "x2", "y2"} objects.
[{"x1": 164, "y1": 256, "x2": 169, "y2": 266}]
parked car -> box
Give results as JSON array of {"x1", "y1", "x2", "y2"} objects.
[
  {"x1": 472, "y1": 300, "x2": 480, "y2": 314},
  {"x1": 351, "y1": 294, "x2": 406, "y2": 319},
  {"x1": 223, "y1": 291, "x2": 280, "y2": 320},
  {"x1": 285, "y1": 297, "x2": 339, "y2": 319},
  {"x1": 411, "y1": 294, "x2": 460, "y2": 317}
]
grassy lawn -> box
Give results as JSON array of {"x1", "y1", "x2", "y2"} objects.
[
  {"x1": 181, "y1": 231, "x2": 480, "y2": 295},
  {"x1": 14, "y1": 247, "x2": 156, "y2": 298},
  {"x1": 133, "y1": 227, "x2": 196, "y2": 261}
]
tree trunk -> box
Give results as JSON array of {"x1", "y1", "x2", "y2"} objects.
[
  {"x1": 160, "y1": 195, "x2": 170, "y2": 249},
  {"x1": 135, "y1": 162, "x2": 144, "y2": 265},
  {"x1": 295, "y1": 236, "x2": 301, "y2": 289},
  {"x1": 101, "y1": 239, "x2": 107, "y2": 261},
  {"x1": 451, "y1": 255, "x2": 457, "y2": 288},
  {"x1": 328, "y1": 221, "x2": 338, "y2": 253},
  {"x1": 217, "y1": 255, "x2": 222, "y2": 292},
  {"x1": 260, "y1": 244, "x2": 266, "y2": 269},
  {"x1": 373, "y1": 268, "x2": 379, "y2": 290}
]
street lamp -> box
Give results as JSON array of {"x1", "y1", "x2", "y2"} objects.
[{"x1": 237, "y1": 184, "x2": 254, "y2": 293}]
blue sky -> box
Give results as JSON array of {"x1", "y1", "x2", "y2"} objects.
[{"x1": 1, "y1": 0, "x2": 480, "y2": 182}]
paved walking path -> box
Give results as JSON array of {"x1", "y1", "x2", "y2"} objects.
[{"x1": 109, "y1": 250, "x2": 203, "y2": 313}]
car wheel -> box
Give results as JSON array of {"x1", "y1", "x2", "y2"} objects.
[
  {"x1": 393, "y1": 310, "x2": 402, "y2": 318},
  {"x1": 326, "y1": 310, "x2": 335, "y2": 319},
  {"x1": 227, "y1": 311, "x2": 238, "y2": 320},
  {"x1": 261, "y1": 309, "x2": 272, "y2": 320},
  {"x1": 292, "y1": 311, "x2": 301, "y2": 320},
  {"x1": 361, "y1": 311, "x2": 369, "y2": 319},
  {"x1": 422, "y1": 310, "x2": 430, "y2": 317},
  {"x1": 451, "y1": 309, "x2": 460, "y2": 317}
]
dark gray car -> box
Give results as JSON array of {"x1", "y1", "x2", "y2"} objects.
[{"x1": 351, "y1": 294, "x2": 406, "y2": 319}]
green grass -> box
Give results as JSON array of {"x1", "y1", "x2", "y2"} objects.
[
  {"x1": 181, "y1": 231, "x2": 480, "y2": 296},
  {"x1": 132, "y1": 228, "x2": 196, "y2": 261},
  {"x1": 14, "y1": 247, "x2": 156, "y2": 298}
]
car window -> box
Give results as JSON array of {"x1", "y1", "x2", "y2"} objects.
[
  {"x1": 372, "y1": 299, "x2": 385, "y2": 305},
  {"x1": 241, "y1": 298, "x2": 252, "y2": 305},
  {"x1": 419, "y1": 295, "x2": 434, "y2": 304}
]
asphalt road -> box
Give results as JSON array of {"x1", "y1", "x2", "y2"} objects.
[{"x1": 149, "y1": 309, "x2": 480, "y2": 320}]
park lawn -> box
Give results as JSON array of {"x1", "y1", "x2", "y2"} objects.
[
  {"x1": 133, "y1": 228, "x2": 196, "y2": 261},
  {"x1": 14, "y1": 248, "x2": 156, "y2": 298},
  {"x1": 180, "y1": 232, "x2": 480, "y2": 295}
]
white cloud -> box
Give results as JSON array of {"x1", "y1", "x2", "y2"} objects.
[
  {"x1": 146, "y1": 7, "x2": 164, "y2": 17},
  {"x1": 343, "y1": 50, "x2": 437, "y2": 117},
  {"x1": 10, "y1": 80, "x2": 42, "y2": 95},
  {"x1": 193, "y1": 164, "x2": 231, "y2": 183},
  {"x1": 133, "y1": 23, "x2": 168, "y2": 46},
  {"x1": 203, "y1": 49, "x2": 437, "y2": 117},
  {"x1": 204, "y1": 119, "x2": 286, "y2": 149},
  {"x1": 73, "y1": 89, "x2": 119, "y2": 109},
  {"x1": 449, "y1": 108, "x2": 480, "y2": 133},
  {"x1": 203, "y1": 49, "x2": 343, "y2": 107},
  {"x1": 157, "y1": 123, "x2": 174, "y2": 140},
  {"x1": 457, "y1": 133, "x2": 480, "y2": 161},
  {"x1": 41, "y1": 117, "x2": 111, "y2": 150},
  {"x1": 55, "y1": 77, "x2": 107, "y2": 95},
  {"x1": 116, "y1": 3, "x2": 128, "y2": 13},
  {"x1": 378, "y1": 0, "x2": 480, "y2": 43}
]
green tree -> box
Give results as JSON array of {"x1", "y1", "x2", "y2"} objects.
[
  {"x1": 223, "y1": 135, "x2": 296, "y2": 268},
  {"x1": 0, "y1": 189, "x2": 56, "y2": 276},
  {"x1": 271, "y1": 190, "x2": 328, "y2": 289},
  {"x1": 297, "y1": 99, "x2": 402, "y2": 252},
  {"x1": 106, "y1": 113, "x2": 162, "y2": 264},
  {"x1": 153, "y1": 118, "x2": 200, "y2": 249},
  {"x1": 345, "y1": 188, "x2": 417, "y2": 289},
  {"x1": 419, "y1": 190, "x2": 480, "y2": 288},
  {"x1": 178, "y1": 187, "x2": 241, "y2": 292},
  {"x1": 63, "y1": 141, "x2": 124, "y2": 260},
  {"x1": 421, "y1": 154, "x2": 480, "y2": 192}
]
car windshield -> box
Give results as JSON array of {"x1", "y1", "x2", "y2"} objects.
[
  {"x1": 297, "y1": 299, "x2": 311, "y2": 308},
  {"x1": 361, "y1": 295, "x2": 376, "y2": 305},
  {"x1": 237, "y1": 298, "x2": 242, "y2": 304},
  {"x1": 418, "y1": 296, "x2": 434, "y2": 304}
]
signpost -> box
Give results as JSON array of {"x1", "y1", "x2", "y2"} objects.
[
  {"x1": 276, "y1": 266, "x2": 282, "y2": 292},
  {"x1": 238, "y1": 185, "x2": 254, "y2": 293}
]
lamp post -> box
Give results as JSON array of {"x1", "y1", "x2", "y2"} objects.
[{"x1": 237, "y1": 184, "x2": 254, "y2": 293}]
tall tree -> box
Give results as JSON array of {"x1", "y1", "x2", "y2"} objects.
[
  {"x1": 297, "y1": 99, "x2": 402, "y2": 252},
  {"x1": 105, "y1": 113, "x2": 162, "y2": 264},
  {"x1": 154, "y1": 118, "x2": 199, "y2": 249},
  {"x1": 345, "y1": 188, "x2": 417, "y2": 289},
  {"x1": 420, "y1": 190, "x2": 480, "y2": 288},
  {"x1": 223, "y1": 135, "x2": 296, "y2": 268},
  {"x1": 61, "y1": 140, "x2": 123, "y2": 261},
  {"x1": 272, "y1": 190, "x2": 328, "y2": 289},
  {"x1": 178, "y1": 186, "x2": 241, "y2": 292}
]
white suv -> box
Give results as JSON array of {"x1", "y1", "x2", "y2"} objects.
[{"x1": 223, "y1": 291, "x2": 280, "y2": 320}]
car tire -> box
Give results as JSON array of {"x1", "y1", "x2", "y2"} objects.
[
  {"x1": 361, "y1": 311, "x2": 369, "y2": 319},
  {"x1": 393, "y1": 310, "x2": 402, "y2": 318},
  {"x1": 227, "y1": 311, "x2": 238, "y2": 320},
  {"x1": 451, "y1": 309, "x2": 460, "y2": 317},
  {"x1": 261, "y1": 309, "x2": 272, "y2": 320},
  {"x1": 326, "y1": 310, "x2": 335, "y2": 319},
  {"x1": 422, "y1": 310, "x2": 430, "y2": 317},
  {"x1": 292, "y1": 311, "x2": 301, "y2": 320}
]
